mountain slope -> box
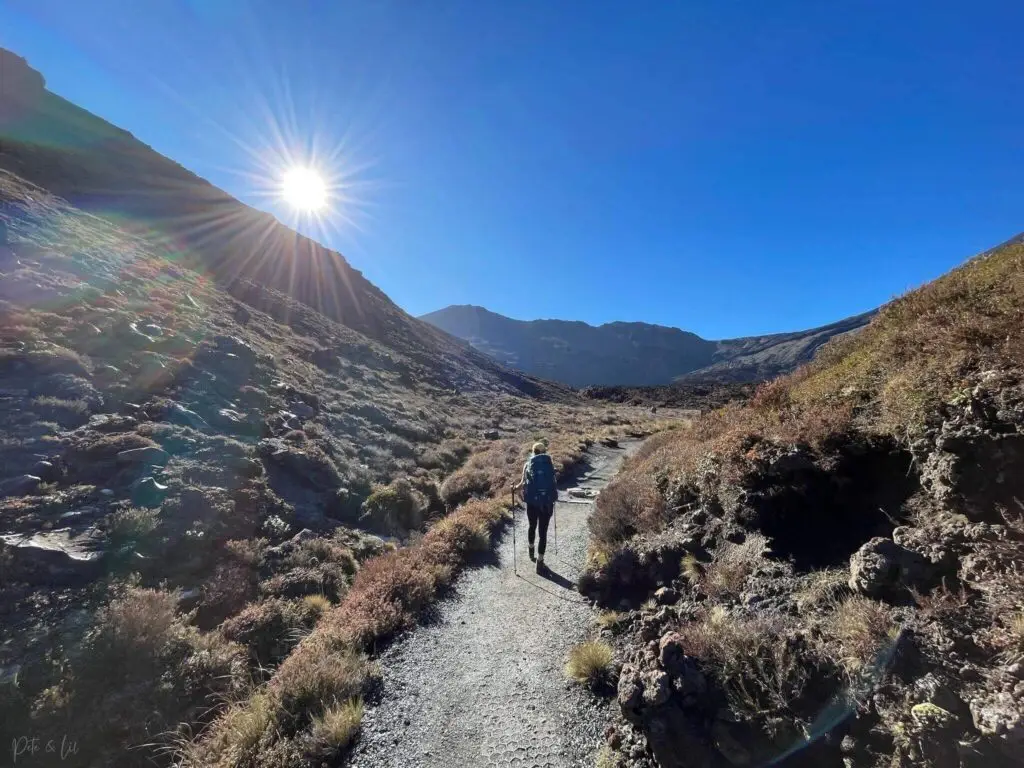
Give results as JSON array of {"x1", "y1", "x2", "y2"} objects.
[
  {"x1": 0, "y1": 49, "x2": 562, "y2": 401},
  {"x1": 421, "y1": 304, "x2": 875, "y2": 387}
]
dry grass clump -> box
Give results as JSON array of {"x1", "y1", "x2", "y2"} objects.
[
  {"x1": 595, "y1": 744, "x2": 621, "y2": 768},
  {"x1": 596, "y1": 610, "x2": 628, "y2": 630},
  {"x1": 199, "y1": 691, "x2": 277, "y2": 757},
  {"x1": 302, "y1": 593, "x2": 333, "y2": 617},
  {"x1": 794, "y1": 568, "x2": 849, "y2": 612},
  {"x1": 1007, "y1": 613, "x2": 1024, "y2": 651},
  {"x1": 220, "y1": 597, "x2": 324, "y2": 668},
  {"x1": 701, "y1": 534, "x2": 769, "y2": 598},
  {"x1": 275, "y1": 649, "x2": 370, "y2": 726},
  {"x1": 825, "y1": 595, "x2": 898, "y2": 673},
  {"x1": 565, "y1": 640, "x2": 614, "y2": 685}
]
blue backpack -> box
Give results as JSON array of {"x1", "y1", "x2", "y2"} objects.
[{"x1": 523, "y1": 453, "x2": 557, "y2": 506}]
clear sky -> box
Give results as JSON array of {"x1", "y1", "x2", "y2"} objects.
[{"x1": 2, "y1": 1, "x2": 1023, "y2": 339}]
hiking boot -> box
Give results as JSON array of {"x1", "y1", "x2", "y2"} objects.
[
  {"x1": 528, "y1": 545, "x2": 536, "y2": 562},
  {"x1": 536, "y1": 555, "x2": 545, "y2": 574}
]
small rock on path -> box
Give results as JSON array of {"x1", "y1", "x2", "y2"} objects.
[{"x1": 350, "y1": 442, "x2": 639, "y2": 768}]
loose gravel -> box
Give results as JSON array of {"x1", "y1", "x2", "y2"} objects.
[{"x1": 349, "y1": 443, "x2": 638, "y2": 768}]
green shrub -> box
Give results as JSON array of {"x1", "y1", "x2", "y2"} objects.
[
  {"x1": 439, "y1": 468, "x2": 491, "y2": 508},
  {"x1": 360, "y1": 478, "x2": 426, "y2": 535}
]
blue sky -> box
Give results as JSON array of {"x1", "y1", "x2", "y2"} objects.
[{"x1": 2, "y1": 1, "x2": 1023, "y2": 339}]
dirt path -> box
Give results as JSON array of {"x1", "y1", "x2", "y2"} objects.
[{"x1": 349, "y1": 442, "x2": 638, "y2": 768}]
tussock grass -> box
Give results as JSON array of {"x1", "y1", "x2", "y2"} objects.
[
  {"x1": 308, "y1": 698, "x2": 363, "y2": 757},
  {"x1": 596, "y1": 610, "x2": 627, "y2": 630},
  {"x1": 595, "y1": 744, "x2": 620, "y2": 768},
  {"x1": 565, "y1": 641, "x2": 613, "y2": 685}
]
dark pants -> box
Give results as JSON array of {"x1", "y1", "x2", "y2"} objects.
[{"x1": 526, "y1": 502, "x2": 553, "y2": 556}]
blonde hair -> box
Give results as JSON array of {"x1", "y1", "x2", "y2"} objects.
[{"x1": 532, "y1": 441, "x2": 547, "y2": 455}]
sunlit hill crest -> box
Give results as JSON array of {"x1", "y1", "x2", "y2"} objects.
[{"x1": 0, "y1": 49, "x2": 388, "y2": 337}]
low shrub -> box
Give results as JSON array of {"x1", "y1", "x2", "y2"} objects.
[
  {"x1": 33, "y1": 587, "x2": 249, "y2": 767},
  {"x1": 701, "y1": 534, "x2": 769, "y2": 598},
  {"x1": 675, "y1": 607, "x2": 819, "y2": 730},
  {"x1": 589, "y1": 473, "x2": 666, "y2": 547},
  {"x1": 439, "y1": 467, "x2": 492, "y2": 508},
  {"x1": 220, "y1": 597, "x2": 322, "y2": 668},
  {"x1": 104, "y1": 507, "x2": 159, "y2": 553}
]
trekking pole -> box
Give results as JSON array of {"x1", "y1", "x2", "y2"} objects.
[
  {"x1": 553, "y1": 504, "x2": 558, "y2": 559},
  {"x1": 511, "y1": 485, "x2": 517, "y2": 575}
]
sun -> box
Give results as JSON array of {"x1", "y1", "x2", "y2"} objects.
[{"x1": 281, "y1": 167, "x2": 328, "y2": 211}]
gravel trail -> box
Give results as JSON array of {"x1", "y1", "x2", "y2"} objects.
[{"x1": 349, "y1": 442, "x2": 638, "y2": 768}]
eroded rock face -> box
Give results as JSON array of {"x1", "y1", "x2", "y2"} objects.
[
  {"x1": 922, "y1": 428, "x2": 1024, "y2": 521},
  {"x1": 848, "y1": 536, "x2": 934, "y2": 598}
]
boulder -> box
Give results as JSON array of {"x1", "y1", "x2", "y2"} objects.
[
  {"x1": 290, "y1": 402, "x2": 317, "y2": 419},
  {"x1": 116, "y1": 446, "x2": 169, "y2": 465},
  {"x1": 258, "y1": 438, "x2": 341, "y2": 490},
  {"x1": 0, "y1": 474, "x2": 40, "y2": 497},
  {"x1": 0, "y1": 527, "x2": 104, "y2": 585},
  {"x1": 483, "y1": 429, "x2": 500, "y2": 440},
  {"x1": 617, "y1": 663, "x2": 645, "y2": 724},
  {"x1": 849, "y1": 537, "x2": 933, "y2": 598},
  {"x1": 971, "y1": 691, "x2": 1024, "y2": 760},
  {"x1": 644, "y1": 702, "x2": 717, "y2": 768}
]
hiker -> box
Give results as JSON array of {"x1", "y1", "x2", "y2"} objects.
[{"x1": 515, "y1": 441, "x2": 558, "y2": 573}]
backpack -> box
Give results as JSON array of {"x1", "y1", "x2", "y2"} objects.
[{"x1": 523, "y1": 453, "x2": 557, "y2": 506}]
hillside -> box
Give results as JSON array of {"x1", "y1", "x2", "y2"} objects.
[
  {"x1": 420, "y1": 304, "x2": 874, "y2": 387},
  {"x1": 0, "y1": 50, "x2": 666, "y2": 767},
  {"x1": 579, "y1": 234, "x2": 1024, "y2": 767}
]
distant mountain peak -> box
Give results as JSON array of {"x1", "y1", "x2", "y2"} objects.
[{"x1": 421, "y1": 304, "x2": 875, "y2": 387}]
